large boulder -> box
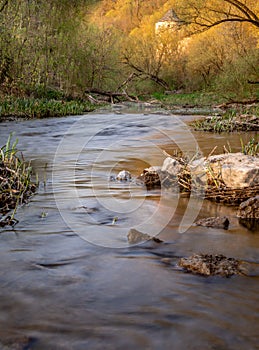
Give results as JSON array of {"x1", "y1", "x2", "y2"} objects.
[{"x1": 192, "y1": 153, "x2": 259, "y2": 189}]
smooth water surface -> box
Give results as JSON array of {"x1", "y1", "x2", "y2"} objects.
[{"x1": 0, "y1": 105, "x2": 258, "y2": 349}]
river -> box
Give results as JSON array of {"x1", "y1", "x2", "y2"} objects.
[{"x1": 0, "y1": 105, "x2": 258, "y2": 349}]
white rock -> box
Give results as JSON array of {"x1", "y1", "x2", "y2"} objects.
[
  {"x1": 161, "y1": 157, "x2": 182, "y2": 176},
  {"x1": 116, "y1": 170, "x2": 132, "y2": 181},
  {"x1": 192, "y1": 153, "x2": 259, "y2": 189}
]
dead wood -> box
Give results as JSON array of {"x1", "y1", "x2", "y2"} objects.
[
  {"x1": 85, "y1": 88, "x2": 138, "y2": 104},
  {"x1": 217, "y1": 98, "x2": 259, "y2": 108}
]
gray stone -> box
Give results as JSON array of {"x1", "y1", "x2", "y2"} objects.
[
  {"x1": 195, "y1": 216, "x2": 230, "y2": 230},
  {"x1": 161, "y1": 157, "x2": 182, "y2": 177},
  {"x1": 127, "y1": 228, "x2": 163, "y2": 244},
  {"x1": 191, "y1": 153, "x2": 259, "y2": 189}
]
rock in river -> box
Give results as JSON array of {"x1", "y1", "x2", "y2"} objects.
[
  {"x1": 192, "y1": 153, "x2": 259, "y2": 189},
  {"x1": 195, "y1": 216, "x2": 230, "y2": 230},
  {"x1": 116, "y1": 170, "x2": 132, "y2": 181},
  {"x1": 137, "y1": 167, "x2": 161, "y2": 189},
  {"x1": 127, "y1": 228, "x2": 163, "y2": 244},
  {"x1": 161, "y1": 157, "x2": 183, "y2": 177},
  {"x1": 179, "y1": 254, "x2": 244, "y2": 277}
]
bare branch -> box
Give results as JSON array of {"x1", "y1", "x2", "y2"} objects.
[
  {"x1": 225, "y1": 0, "x2": 259, "y2": 22},
  {"x1": 122, "y1": 54, "x2": 170, "y2": 89},
  {"x1": 184, "y1": 0, "x2": 259, "y2": 31},
  {"x1": 195, "y1": 18, "x2": 259, "y2": 30},
  {"x1": 0, "y1": 0, "x2": 8, "y2": 13}
]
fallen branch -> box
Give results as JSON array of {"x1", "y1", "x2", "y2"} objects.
[
  {"x1": 85, "y1": 88, "x2": 138, "y2": 103},
  {"x1": 248, "y1": 80, "x2": 259, "y2": 85},
  {"x1": 217, "y1": 98, "x2": 259, "y2": 108}
]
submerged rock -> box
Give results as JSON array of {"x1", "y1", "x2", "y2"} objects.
[
  {"x1": 195, "y1": 216, "x2": 230, "y2": 230},
  {"x1": 127, "y1": 228, "x2": 163, "y2": 244},
  {"x1": 116, "y1": 170, "x2": 132, "y2": 181},
  {"x1": 179, "y1": 254, "x2": 243, "y2": 277},
  {"x1": 0, "y1": 336, "x2": 36, "y2": 350}
]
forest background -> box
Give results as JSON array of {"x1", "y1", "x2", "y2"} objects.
[{"x1": 0, "y1": 0, "x2": 259, "y2": 104}]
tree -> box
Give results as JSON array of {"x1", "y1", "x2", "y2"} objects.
[
  {"x1": 177, "y1": 0, "x2": 259, "y2": 31},
  {"x1": 0, "y1": 0, "x2": 101, "y2": 95}
]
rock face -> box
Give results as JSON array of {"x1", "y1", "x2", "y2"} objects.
[
  {"x1": 195, "y1": 216, "x2": 230, "y2": 230},
  {"x1": 192, "y1": 153, "x2": 259, "y2": 189},
  {"x1": 237, "y1": 196, "x2": 259, "y2": 219},
  {"x1": 127, "y1": 228, "x2": 163, "y2": 244},
  {"x1": 179, "y1": 254, "x2": 243, "y2": 277}
]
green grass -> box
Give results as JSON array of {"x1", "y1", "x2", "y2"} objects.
[
  {"x1": 192, "y1": 111, "x2": 236, "y2": 132},
  {"x1": 0, "y1": 134, "x2": 36, "y2": 223},
  {"x1": 192, "y1": 108, "x2": 259, "y2": 133},
  {"x1": 240, "y1": 137, "x2": 259, "y2": 156},
  {"x1": 152, "y1": 91, "x2": 226, "y2": 107},
  {"x1": 0, "y1": 97, "x2": 96, "y2": 120}
]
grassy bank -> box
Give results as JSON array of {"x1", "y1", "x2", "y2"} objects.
[
  {"x1": 192, "y1": 111, "x2": 259, "y2": 132},
  {"x1": 0, "y1": 96, "x2": 97, "y2": 121},
  {"x1": 152, "y1": 91, "x2": 226, "y2": 108},
  {"x1": 0, "y1": 135, "x2": 36, "y2": 227},
  {"x1": 150, "y1": 91, "x2": 259, "y2": 131}
]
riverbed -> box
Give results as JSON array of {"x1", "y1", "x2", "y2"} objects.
[{"x1": 0, "y1": 105, "x2": 258, "y2": 349}]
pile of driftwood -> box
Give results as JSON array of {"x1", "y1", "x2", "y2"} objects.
[
  {"x1": 85, "y1": 88, "x2": 139, "y2": 104},
  {"x1": 179, "y1": 163, "x2": 259, "y2": 206},
  {"x1": 203, "y1": 184, "x2": 259, "y2": 205},
  {"x1": 85, "y1": 73, "x2": 141, "y2": 104}
]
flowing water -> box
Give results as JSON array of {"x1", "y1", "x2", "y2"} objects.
[{"x1": 0, "y1": 105, "x2": 258, "y2": 349}]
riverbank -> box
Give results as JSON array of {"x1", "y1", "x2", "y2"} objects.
[
  {"x1": 1, "y1": 90, "x2": 258, "y2": 121},
  {"x1": 0, "y1": 96, "x2": 97, "y2": 121},
  {"x1": 0, "y1": 135, "x2": 36, "y2": 226},
  {"x1": 155, "y1": 92, "x2": 259, "y2": 126}
]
